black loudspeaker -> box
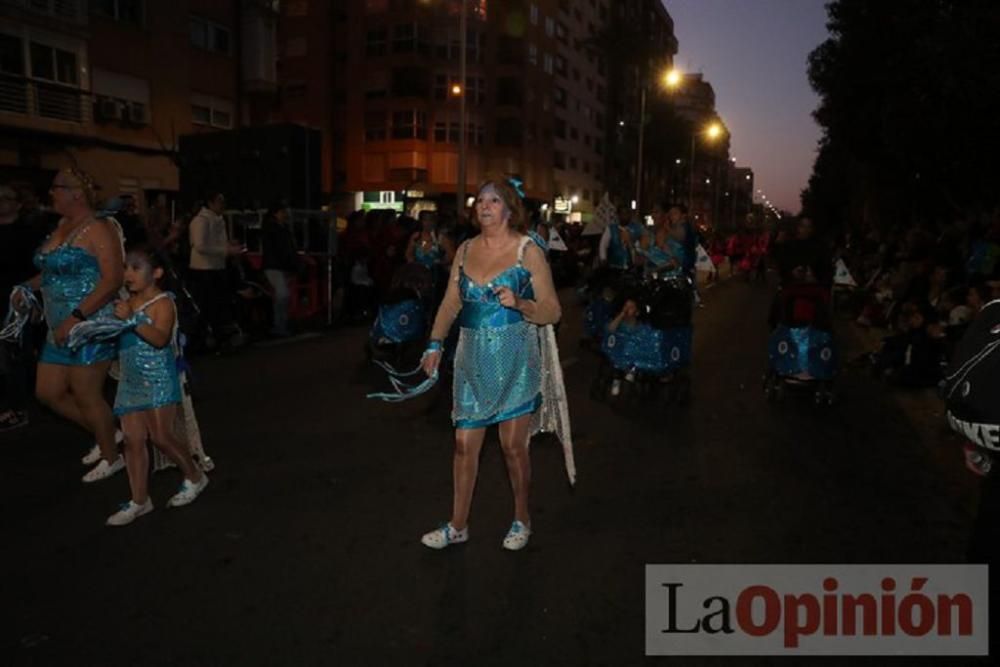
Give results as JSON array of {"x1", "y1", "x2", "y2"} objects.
[{"x1": 179, "y1": 123, "x2": 321, "y2": 210}]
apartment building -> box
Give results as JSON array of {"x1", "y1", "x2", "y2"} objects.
[{"x1": 0, "y1": 0, "x2": 276, "y2": 207}]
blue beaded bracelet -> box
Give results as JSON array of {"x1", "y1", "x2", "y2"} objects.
[{"x1": 426, "y1": 339, "x2": 443, "y2": 353}]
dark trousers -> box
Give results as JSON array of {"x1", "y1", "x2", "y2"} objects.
[
  {"x1": 0, "y1": 336, "x2": 32, "y2": 412},
  {"x1": 187, "y1": 268, "x2": 235, "y2": 337}
]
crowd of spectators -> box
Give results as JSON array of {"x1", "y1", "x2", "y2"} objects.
[{"x1": 838, "y1": 210, "x2": 1000, "y2": 388}]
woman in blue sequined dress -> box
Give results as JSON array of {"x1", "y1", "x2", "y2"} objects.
[
  {"x1": 102, "y1": 247, "x2": 208, "y2": 526},
  {"x1": 418, "y1": 179, "x2": 571, "y2": 552},
  {"x1": 18, "y1": 169, "x2": 125, "y2": 483}
]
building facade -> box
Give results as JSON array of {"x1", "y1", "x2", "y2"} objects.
[{"x1": 0, "y1": 0, "x2": 277, "y2": 209}]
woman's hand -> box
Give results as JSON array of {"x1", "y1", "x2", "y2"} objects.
[
  {"x1": 53, "y1": 317, "x2": 76, "y2": 346},
  {"x1": 114, "y1": 300, "x2": 133, "y2": 320},
  {"x1": 494, "y1": 286, "x2": 519, "y2": 309},
  {"x1": 421, "y1": 349, "x2": 441, "y2": 377}
]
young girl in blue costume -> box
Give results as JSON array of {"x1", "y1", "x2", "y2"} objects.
[
  {"x1": 417, "y1": 178, "x2": 575, "y2": 551},
  {"x1": 638, "y1": 201, "x2": 687, "y2": 277},
  {"x1": 103, "y1": 246, "x2": 208, "y2": 526}
]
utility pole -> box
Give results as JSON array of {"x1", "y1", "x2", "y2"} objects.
[{"x1": 456, "y1": 0, "x2": 468, "y2": 220}]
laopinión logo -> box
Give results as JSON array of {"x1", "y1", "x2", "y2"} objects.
[{"x1": 645, "y1": 565, "x2": 987, "y2": 656}]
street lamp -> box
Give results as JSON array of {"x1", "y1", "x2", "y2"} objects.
[
  {"x1": 688, "y1": 120, "x2": 725, "y2": 216},
  {"x1": 636, "y1": 66, "x2": 683, "y2": 213}
]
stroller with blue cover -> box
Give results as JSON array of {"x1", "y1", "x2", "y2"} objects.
[
  {"x1": 367, "y1": 263, "x2": 433, "y2": 366},
  {"x1": 763, "y1": 283, "x2": 837, "y2": 404},
  {"x1": 591, "y1": 272, "x2": 694, "y2": 403}
]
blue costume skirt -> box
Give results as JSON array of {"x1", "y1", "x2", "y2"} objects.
[
  {"x1": 113, "y1": 330, "x2": 182, "y2": 416},
  {"x1": 452, "y1": 320, "x2": 541, "y2": 429},
  {"x1": 40, "y1": 339, "x2": 117, "y2": 366}
]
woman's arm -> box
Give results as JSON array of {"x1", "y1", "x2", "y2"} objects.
[
  {"x1": 428, "y1": 241, "x2": 466, "y2": 340},
  {"x1": 133, "y1": 297, "x2": 175, "y2": 349},
  {"x1": 405, "y1": 232, "x2": 418, "y2": 263},
  {"x1": 76, "y1": 221, "x2": 124, "y2": 317},
  {"x1": 517, "y1": 244, "x2": 561, "y2": 325}
]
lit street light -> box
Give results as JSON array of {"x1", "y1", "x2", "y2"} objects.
[{"x1": 636, "y1": 66, "x2": 685, "y2": 212}]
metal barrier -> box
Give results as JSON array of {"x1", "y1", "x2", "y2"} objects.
[{"x1": 224, "y1": 208, "x2": 339, "y2": 326}]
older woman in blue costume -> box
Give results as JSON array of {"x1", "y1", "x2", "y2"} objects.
[
  {"x1": 418, "y1": 178, "x2": 575, "y2": 551},
  {"x1": 16, "y1": 168, "x2": 125, "y2": 482}
]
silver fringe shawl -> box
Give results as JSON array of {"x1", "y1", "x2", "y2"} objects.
[{"x1": 531, "y1": 323, "x2": 577, "y2": 485}]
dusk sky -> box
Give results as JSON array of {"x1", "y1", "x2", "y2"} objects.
[{"x1": 664, "y1": 0, "x2": 830, "y2": 213}]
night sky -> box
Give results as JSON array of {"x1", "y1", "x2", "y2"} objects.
[{"x1": 665, "y1": 0, "x2": 830, "y2": 214}]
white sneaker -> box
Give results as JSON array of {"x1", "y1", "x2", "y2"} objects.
[
  {"x1": 106, "y1": 498, "x2": 154, "y2": 526},
  {"x1": 502, "y1": 520, "x2": 531, "y2": 551},
  {"x1": 421, "y1": 522, "x2": 468, "y2": 549},
  {"x1": 610, "y1": 379, "x2": 621, "y2": 396},
  {"x1": 82, "y1": 455, "x2": 125, "y2": 483},
  {"x1": 81, "y1": 444, "x2": 101, "y2": 466},
  {"x1": 166, "y1": 475, "x2": 209, "y2": 508},
  {"x1": 82, "y1": 430, "x2": 124, "y2": 465}
]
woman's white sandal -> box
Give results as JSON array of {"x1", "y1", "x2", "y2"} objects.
[{"x1": 421, "y1": 522, "x2": 468, "y2": 549}]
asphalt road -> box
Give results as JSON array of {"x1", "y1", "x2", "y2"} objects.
[{"x1": 5, "y1": 275, "x2": 986, "y2": 666}]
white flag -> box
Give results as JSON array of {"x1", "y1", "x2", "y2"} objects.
[
  {"x1": 695, "y1": 244, "x2": 714, "y2": 272},
  {"x1": 834, "y1": 258, "x2": 857, "y2": 287},
  {"x1": 548, "y1": 227, "x2": 568, "y2": 251}
]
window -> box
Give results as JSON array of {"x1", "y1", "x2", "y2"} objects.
[
  {"x1": 497, "y1": 35, "x2": 522, "y2": 66},
  {"x1": 393, "y1": 23, "x2": 428, "y2": 54},
  {"x1": 554, "y1": 151, "x2": 566, "y2": 169},
  {"x1": 544, "y1": 17, "x2": 554, "y2": 37},
  {"x1": 569, "y1": 156, "x2": 577, "y2": 169},
  {"x1": 366, "y1": 28, "x2": 387, "y2": 56},
  {"x1": 365, "y1": 69, "x2": 388, "y2": 99},
  {"x1": 527, "y1": 43, "x2": 537, "y2": 66},
  {"x1": 364, "y1": 111, "x2": 387, "y2": 141},
  {"x1": 553, "y1": 117, "x2": 565, "y2": 138},
  {"x1": 93, "y1": 0, "x2": 144, "y2": 25},
  {"x1": 391, "y1": 109, "x2": 427, "y2": 139},
  {"x1": 496, "y1": 77, "x2": 522, "y2": 106},
  {"x1": 495, "y1": 118, "x2": 523, "y2": 147},
  {"x1": 554, "y1": 86, "x2": 566, "y2": 109},
  {"x1": 391, "y1": 67, "x2": 430, "y2": 98},
  {"x1": 284, "y1": 82, "x2": 307, "y2": 98},
  {"x1": 583, "y1": 161, "x2": 590, "y2": 175},
  {"x1": 569, "y1": 125, "x2": 578, "y2": 140},
  {"x1": 286, "y1": 37, "x2": 307, "y2": 58},
  {"x1": 0, "y1": 34, "x2": 24, "y2": 76},
  {"x1": 191, "y1": 94, "x2": 233, "y2": 128},
  {"x1": 530, "y1": 4, "x2": 538, "y2": 24},
  {"x1": 29, "y1": 42, "x2": 78, "y2": 85},
  {"x1": 555, "y1": 21, "x2": 567, "y2": 42},
  {"x1": 542, "y1": 53, "x2": 553, "y2": 74},
  {"x1": 554, "y1": 54, "x2": 566, "y2": 76},
  {"x1": 190, "y1": 16, "x2": 231, "y2": 54}
]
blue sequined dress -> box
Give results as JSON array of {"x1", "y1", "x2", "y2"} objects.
[
  {"x1": 452, "y1": 240, "x2": 542, "y2": 429},
  {"x1": 114, "y1": 293, "x2": 182, "y2": 416},
  {"x1": 413, "y1": 234, "x2": 444, "y2": 269},
  {"x1": 34, "y1": 231, "x2": 117, "y2": 366}
]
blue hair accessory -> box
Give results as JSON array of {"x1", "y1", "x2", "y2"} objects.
[{"x1": 507, "y1": 177, "x2": 526, "y2": 200}]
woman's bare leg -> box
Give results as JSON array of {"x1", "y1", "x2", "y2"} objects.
[
  {"x1": 67, "y1": 362, "x2": 116, "y2": 461},
  {"x1": 450, "y1": 427, "x2": 486, "y2": 531},
  {"x1": 35, "y1": 362, "x2": 88, "y2": 428},
  {"x1": 498, "y1": 414, "x2": 532, "y2": 526}
]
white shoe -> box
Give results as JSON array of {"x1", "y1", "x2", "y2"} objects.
[
  {"x1": 82, "y1": 455, "x2": 125, "y2": 483},
  {"x1": 81, "y1": 444, "x2": 101, "y2": 466},
  {"x1": 105, "y1": 498, "x2": 154, "y2": 526},
  {"x1": 502, "y1": 520, "x2": 531, "y2": 551},
  {"x1": 166, "y1": 475, "x2": 209, "y2": 508},
  {"x1": 82, "y1": 430, "x2": 124, "y2": 465},
  {"x1": 421, "y1": 522, "x2": 468, "y2": 549}
]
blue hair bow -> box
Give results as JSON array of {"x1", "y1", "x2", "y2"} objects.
[{"x1": 508, "y1": 177, "x2": 526, "y2": 200}]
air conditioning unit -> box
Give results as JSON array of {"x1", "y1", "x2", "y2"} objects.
[
  {"x1": 95, "y1": 96, "x2": 122, "y2": 122},
  {"x1": 127, "y1": 102, "x2": 148, "y2": 126}
]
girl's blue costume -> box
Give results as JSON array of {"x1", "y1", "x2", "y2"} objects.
[
  {"x1": 606, "y1": 223, "x2": 632, "y2": 270},
  {"x1": 114, "y1": 293, "x2": 183, "y2": 416},
  {"x1": 413, "y1": 232, "x2": 444, "y2": 269},
  {"x1": 452, "y1": 238, "x2": 541, "y2": 428},
  {"x1": 34, "y1": 222, "x2": 117, "y2": 365},
  {"x1": 640, "y1": 234, "x2": 686, "y2": 278}
]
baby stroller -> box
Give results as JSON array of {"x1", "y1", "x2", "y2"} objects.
[
  {"x1": 763, "y1": 283, "x2": 837, "y2": 405},
  {"x1": 582, "y1": 266, "x2": 640, "y2": 343},
  {"x1": 591, "y1": 273, "x2": 694, "y2": 404},
  {"x1": 367, "y1": 262, "x2": 432, "y2": 366}
]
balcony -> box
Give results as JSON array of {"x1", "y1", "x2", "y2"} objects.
[
  {"x1": 2, "y1": 0, "x2": 86, "y2": 23},
  {"x1": 0, "y1": 74, "x2": 92, "y2": 125}
]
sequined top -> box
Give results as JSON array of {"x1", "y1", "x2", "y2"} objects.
[
  {"x1": 413, "y1": 233, "x2": 444, "y2": 269},
  {"x1": 34, "y1": 235, "x2": 117, "y2": 366},
  {"x1": 114, "y1": 293, "x2": 182, "y2": 415},
  {"x1": 430, "y1": 236, "x2": 561, "y2": 428}
]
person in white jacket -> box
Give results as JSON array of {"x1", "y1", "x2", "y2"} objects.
[{"x1": 187, "y1": 193, "x2": 241, "y2": 345}]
